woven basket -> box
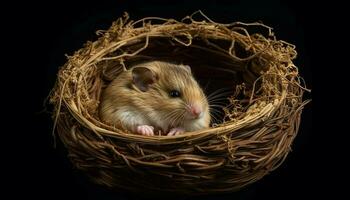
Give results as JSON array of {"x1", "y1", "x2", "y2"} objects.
[{"x1": 49, "y1": 11, "x2": 310, "y2": 195}]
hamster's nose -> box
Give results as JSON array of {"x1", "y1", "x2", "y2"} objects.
[{"x1": 190, "y1": 104, "x2": 202, "y2": 118}]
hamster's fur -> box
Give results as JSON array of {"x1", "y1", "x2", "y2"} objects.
[{"x1": 99, "y1": 61, "x2": 210, "y2": 136}]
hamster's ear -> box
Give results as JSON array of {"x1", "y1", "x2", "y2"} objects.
[
  {"x1": 181, "y1": 64, "x2": 192, "y2": 74},
  {"x1": 132, "y1": 67, "x2": 158, "y2": 92}
]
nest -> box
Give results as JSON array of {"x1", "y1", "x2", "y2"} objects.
[{"x1": 49, "y1": 11, "x2": 310, "y2": 195}]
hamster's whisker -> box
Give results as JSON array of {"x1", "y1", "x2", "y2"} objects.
[
  {"x1": 210, "y1": 111, "x2": 220, "y2": 119},
  {"x1": 178, "y1": 111, "x2": 186, "y2": 126},
  {"x1": 164, "y1": 109, "x2": 183, "y2": 122},
  {"x1": 209, "y1": 107, "x2": 225, "y2": 119},
  {"x1": 208, "y1": 98, "x2": 230, "y2": 106},
  {"x1": 207, "y1": 88, "x2": 233, "y2": 95},
  {"x1": 200, "y1": 97, "x2": 209, "y2": 108},
  {"x1": 208, "y1": 95, "x2": 230, "y2": 101},
  {"x1": 209, "y1": 104, "x2": 225, "y2": 109},
  {"x1": 164, "y1": 114, "x2": 177, "y2": 123},
  {"x1": 182, "y1": 103, "x2": 191, "y2": 111},
  {"x1": 163, "y1": 110, "x2": 178, "y2": 119},
  {"x1": 169, "y1": 113, "x2": 183, "y2": 129},
  {"x1": 208, "y1": 101, "x2": 227, "y2": 106},
  {"x1": 209, "y1": 104, "x2": 227, "y2": 114},
  {"x1": 207, "y1": 95, "x2": 229, "y2": 103},
  {"x1": 207, "y1": 90, "x2": 233, "y2": 98},
  {"x1": 206, "y1": 87, "x2": 232, "y2": 96},
  {"x1": 166, "y1": 109, "x2": 186, "y2": 129},
  {"x1": 165, "y1": 109, "x2": 182, "y2": 116},
  {"x1": 209, "y1": 105, "x2": 223, "y2": 112},
  {"x1": 200, "y1": 96, "x2": 227, "y2": 110},
  {"x1": 210, "y1": 113, "x2": 222, "y2": 124},
  {"x1": 207, "y1": 98, "x2": 230, "y2": 106},
  {"x1": 210, "y1": 108, "x2": 224, "y2": 117},
  {"x1": 206, "y1": 88, "x2": 233, "y2": 99},
  {"x1": 209, "y1": 105, "x2": 226, "y2": 111},
  {"x1": 163, "y1": 111, "x2": 183, "y2": 127},
  {"x1": 210, "y1": 116, "x2": 221, "y2": 125},
  {"x1": 211, "y1": 110, "x2": 223, "y2": 119},
  {"x1": 207, "y1": 93, "x2": 232, "y2": 102}
]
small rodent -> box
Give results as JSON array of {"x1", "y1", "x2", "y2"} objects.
[{"x1": 99, "y1": 61, "x2": 210, "y2": 136}]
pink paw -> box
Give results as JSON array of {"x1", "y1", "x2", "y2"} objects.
[
  {"x1": 167, "y1": 127, "x2": 185, "y2": 136},
  {"x1": 136, "y1": 125, "x2": 154, "y2": 136}
]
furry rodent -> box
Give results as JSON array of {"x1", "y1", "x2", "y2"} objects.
[{"x1": 99, "y1": 61, "x2": 210, "y2": 136}]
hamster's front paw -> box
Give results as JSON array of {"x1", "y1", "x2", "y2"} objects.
[
  {"x1": 167, "y1": 127, "x2": 185, "y2": 136},
  {"x1": 136, "y1": 125, "x2": 154, "y2": 136}
]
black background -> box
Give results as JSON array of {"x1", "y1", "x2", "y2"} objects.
[{"x1": 10, "y1": 0, "x2": 316, "y2": 199}]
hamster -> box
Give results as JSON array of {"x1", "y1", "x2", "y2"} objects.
[{"x1": 99, "y1": 61, "x2": 210, "y2": 136}]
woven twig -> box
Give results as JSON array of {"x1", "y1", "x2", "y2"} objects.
[{"x1": 49, "y1": 11, "x2": 310, "y2": 195}]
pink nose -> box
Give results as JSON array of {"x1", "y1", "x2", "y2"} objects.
[{"x1": 190, "y1": 104, "x2": 202, "y2": 118}]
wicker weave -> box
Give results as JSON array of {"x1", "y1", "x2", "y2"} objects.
[{"x1": 49, "y1": 11, "x2": 310, "y2": 195}]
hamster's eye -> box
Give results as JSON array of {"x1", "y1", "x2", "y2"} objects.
[{"x1": 169, "y1": 90, "x2": 181, "y2": 98}]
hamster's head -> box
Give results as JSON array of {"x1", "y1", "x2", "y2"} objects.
[{"x1": 131, "y1": 61, "x2": 210, "y2": 131}]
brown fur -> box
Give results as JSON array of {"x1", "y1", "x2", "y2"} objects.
[{"x1": 99, "y1": 61, "x2": 210, "y2": 135}]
